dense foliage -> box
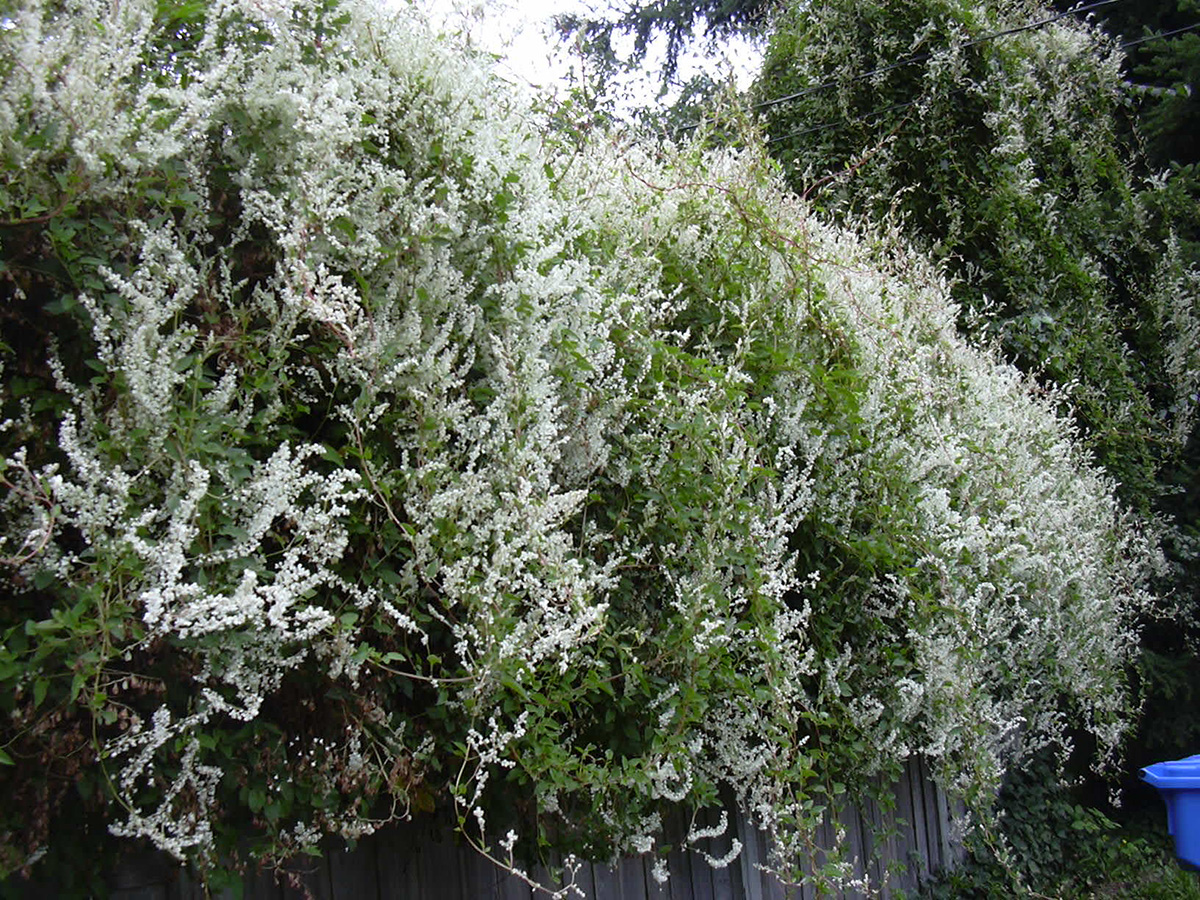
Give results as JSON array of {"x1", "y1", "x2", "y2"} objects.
[
  {"x1": 1049, "y1": 0, "x2": 1200, "y2": 776},
  {"x1": 756, "y1": 0, "x2": 1200, "y2": 511},
  {"x1": 751, "y1": 1, "x2": 1200, "y2": 892},
  {"x1": 0, "y1": 0, "x2": 1165, "y2": 893}
]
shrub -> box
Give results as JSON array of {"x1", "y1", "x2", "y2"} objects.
[{"x1": 0, "y1": 0, "x2": 1160, "y2": 891}]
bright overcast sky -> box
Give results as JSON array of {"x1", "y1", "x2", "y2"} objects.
[
  {"x1": 403, "y1": 0, "x2": 763, "y2": 114},
  {"x1": 408, "y1": 0, "x2": 585, "y2": 92}
]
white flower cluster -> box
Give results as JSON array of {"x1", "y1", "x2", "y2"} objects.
[
  {"x1": 107, "y1": 706, "x2": 223, "y2": 862},
  {"x1": 0, "y1": 0, "x2": 1166, "y2": 890}
]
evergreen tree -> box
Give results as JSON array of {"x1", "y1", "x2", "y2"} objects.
[
  {"x1": 1051, "y1": 0, "x2": 1199, "y2": 167},
  {"x1": 553, "y1": 0, "x2": 776, "y2": 87}
]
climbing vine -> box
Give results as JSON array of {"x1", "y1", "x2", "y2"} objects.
[{"x1": 0, "y1": 0, "x2": 1160, "y2": 893}]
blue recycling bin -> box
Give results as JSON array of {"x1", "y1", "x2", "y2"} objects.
[{"x1": 1142, "y1": 754, "x2": 1200, "y2": 871}]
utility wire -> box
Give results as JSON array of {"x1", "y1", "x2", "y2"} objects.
[
  {"x1": 1121, "y1": 21, "x2": 1200, "y2": 48},
  {"x1": 762, "y1": 20, "x2": 1194, "y2": 147},
  {"x1": 764, "y1": 91, "x2": 969, "y2": 146}
]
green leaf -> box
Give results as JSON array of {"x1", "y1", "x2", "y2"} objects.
[
  {"x1": 248, "y1": 786, "x2": 266, "y2": 813},
  {"x1": 331, "y1": 216, "x2": 358, "y2": 242}
]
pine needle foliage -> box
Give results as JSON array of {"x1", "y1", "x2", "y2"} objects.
[{"x1": 554, "y1": 0, "x2": 776, "y2": 86}]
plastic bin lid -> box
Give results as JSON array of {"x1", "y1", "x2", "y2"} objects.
[{"x1": 1142, "y1": 754, "x2": 1200, "y2": 789}]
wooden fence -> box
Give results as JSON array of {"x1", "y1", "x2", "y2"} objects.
[{"x1": 13, "y1": 758, "x2": 962, "y2": 900}]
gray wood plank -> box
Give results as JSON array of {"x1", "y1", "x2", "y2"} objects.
[
  {"x1": 110, "y1": 887, "x2": 169, "y2": 900},
  {"x1": 793, "y1": 808, "x2": 827, "y2": 900},
  {"x1": 599, "y1": 859, "x2": 621, "y2": 900},
  {"x1": 686, "y1": 847, "x2": 712, "y2": 900},
  {"x1": 160, "y1": 862, "x2": 194, "y2": 900},
  {"x1": 857, "y1": 798, "x2": 875, "y2": 899},
  {"x1": 734, "y1": 810, "x2": 765, "y2": 900},
  {"x1": 860, "y1": 789, "x2": 898, "y2": 899},
  {"x1": 665, "y1": 815, "x2": 691, "y2": 900},
  {"x1": 944, "y1": 791, "x2": 967, "y2": 868},
  {"x1": 895, "y1": 759, "x2": 918, "y2": 889},
  {"x1": 761, "y1": 850, "x2": 787, "y2": 900},
  {"x1": 422, "y1": 830, "x2": 466, "y2": 899},
  {"x1": 709, "y1": 857, "x2": 733, "y2": 900},
  {"x1": 920, "y1": 759, "x2": 940, "y2": 880},
  {"x1": 856, "y1": 793, "x2": 879, "y2": 898},
  {"x1": 591, "y1": 862, "x2": 620, "y2": 900},
  {"x1": 167, "y1": 867, "x2": 200, "y2": 900},
  {"x1": 529, "y1": 857, "x2": 554, "y2": 898},
  {"x1": 462, "y1": 843, "x2": 505, "y2": 900},
  {"x1": 838, "y1": 800, "x2": 865, "y2": 900},
  {"x1": 705, "y1": 807, "x2": 735, "y2": 900},
  {"x1": 71, "y1": 756, "x2": 967, "y2": 900},
  {"x1": 616, "y1": 855, "x2": 646, "y2": 900},
  {"x1": 537, "y1": 852, "x2": 595, "y2": 900},
  {"x1": 884, "y1": 781, "x2": 908, "y2": 899},
  {"x1": 918, "y1": 758, "x2": 942, "y2": 876},
  {"x1": 245, "y1": 862, "x2": 285, "y2": 900},
  {"x1": 375, "y1": 821, "x2": 423, "y2": 899},
  {"x1": 574, "y1": 858, "x2": 598, "y2": 900},
  {"x1": 908, "y1": 758, "x2": 932, "y2": 883},
  {"x1": 893, "y1": 760, "x2": 919, "y2": 894},
  {"x1": 757, "y1": 824, "x2": 787, "y2": 900},
  {"x1": 499, "y1": 866, "x2": 534, "y2": 900},
  {"x1": 110, "y1": 848, "x2": 176, "y2": 898},
  {"x1": 163, "y1": 863, "x2": 219, "y2": 900},
  {"x1": 722, "y1": 821, "x2": 744, "y2": 900},
  {"x1": 162, "y1": 858, "x2": 269, "y2": 900},
  {"x1": 458, "y1": 838, "x2": 476, "y2": 899},
  {"x1": 932, "y1": 768, "x2": 957, "y2": 872},
  {"x1": 642, "y1": 855, "x2": 670, "y2": 900},
  {"x1": 330, "y1": 837, "x2": 379, "y2": 900}
]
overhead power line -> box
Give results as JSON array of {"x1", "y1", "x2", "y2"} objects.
[
  {"x1": 763, "y1": 97, "x2": 942, "y2": 145},
  {"x1": 763, "y1": 91, "x2": 969, "y2": 146},
  {"x1": 1121, "y1": 21, "x2": 1200, "y2": 48}
]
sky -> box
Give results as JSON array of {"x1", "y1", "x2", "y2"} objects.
[
  {"x1": 410, "y1": 0, "x2": 586, "y2": 93},
  {"x1": 405, "y1": 0, "x2": 764, "y2": 115}
]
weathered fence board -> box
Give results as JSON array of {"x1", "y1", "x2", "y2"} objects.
[{"x1": 3, "y1": 757, "x2": 960, "y2": 899}]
